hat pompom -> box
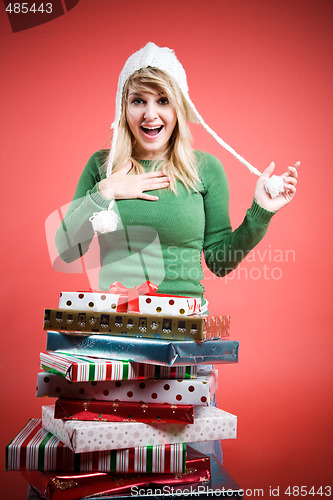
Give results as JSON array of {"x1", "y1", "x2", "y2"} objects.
[
  {"x1": 265, "y1": 175, "x2": 285, "y2": 199},
  {"x1": 89, "y1": 200, "x2": 120, "y2": 234}
]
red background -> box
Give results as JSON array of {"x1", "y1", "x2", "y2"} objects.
[{"x1": 1, "y1": 0, "x2": 332, "y2": 497}]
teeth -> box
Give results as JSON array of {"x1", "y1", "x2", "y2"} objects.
[{"x1": 142, "y1": 126, "x2": 162, "y2": 129}]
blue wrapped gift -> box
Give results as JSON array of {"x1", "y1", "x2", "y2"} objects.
[{"x1": 46, "y1": 331, "x2": 239, "y2": 366}]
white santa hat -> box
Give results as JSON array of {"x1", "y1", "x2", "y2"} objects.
[{"x1": 107, "y1": 41, "x2": 263, "y2": 178}]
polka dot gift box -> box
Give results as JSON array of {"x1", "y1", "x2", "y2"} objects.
[
  {"x1": 58, "y1": 287, "x2": 201, "y2": 316},
  {"x1": 36, "y1": 368, "x2": 218, "y2": 405}
]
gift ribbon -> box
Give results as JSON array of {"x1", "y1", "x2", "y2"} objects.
[{"x1": 109, "y1": 281, "x2": 159, "y2": 313}]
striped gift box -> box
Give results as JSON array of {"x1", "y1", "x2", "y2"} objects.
[
  {"x1": 40, "y1": 352, "x2": 197, "y2": 382},
  {"x1": 6, "y1": 419, "x2": 186, "y2": 473}
]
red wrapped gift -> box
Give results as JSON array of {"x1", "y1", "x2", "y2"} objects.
[
  {"x1": 55, "y1": 399, "x2": 194, "y2": 424},
  {"x1": 21, "y1": 446, "x2": 210, "y2": 499}
]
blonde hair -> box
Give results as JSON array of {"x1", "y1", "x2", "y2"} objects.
[{"x1": 104, "y1": 68, "x2": 200, "y2": 192}]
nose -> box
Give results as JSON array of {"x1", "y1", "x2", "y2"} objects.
[{"x1": 143, "y1": 101, "x2": 158, "y2": 121}]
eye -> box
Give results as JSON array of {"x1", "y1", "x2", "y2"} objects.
[
  {"x1": 130, "y1": 98, "x2": 145, "y2": 105},
  {"x1": 158, "y1": 97, "x2": 169, "y2": 105}
]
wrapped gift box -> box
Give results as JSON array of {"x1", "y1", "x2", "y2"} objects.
[
  {"x1": 55, "y1": 399, "x2": 194, "y2": 424},
  {"x1": 43, "y1": 309, "x2": 229, "y2": 341},
  {"x1": 46, "y1": 331, "x2": 239, "y2": 366},
  {"x1": 6, "y1": 418, "x2": 186, "y2": 473},
  {"x1": 59, "y1": 290, "x2": 201, "y2": 316},
  {"x1": 40, "y1": 352, "x2": 197, "y2": 383},
  {"x1": 36, "y1": 368, "x2": 217, "y2": 405},
  {"x1": 42, "y1": 404, "x2": 237, "y2": 453},
  {"x1": 21, "y1": 446, "x2": 211, "y2": 499},
  {"x1": 82, "y1": 457, "x2": 244, "y2": 500}
]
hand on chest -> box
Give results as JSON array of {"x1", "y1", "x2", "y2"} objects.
[{"x1": 116, "y1": 187, "x2": 205, "y2": 244}]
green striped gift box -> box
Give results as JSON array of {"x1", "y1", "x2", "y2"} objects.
[
  {"x1": 6, "y1": 419, "x2": 186, "y2": 473},
  {"x1": 40, "y1": 351, "x2": 197, "y2": 382}
]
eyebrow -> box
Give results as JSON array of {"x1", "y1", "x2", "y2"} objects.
[{"x1": 128, "y1": 91, "x2": 165, "y2": 97}]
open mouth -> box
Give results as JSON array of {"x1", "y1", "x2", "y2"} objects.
[{"x1": 140, "y1": 125, "x2": 164, "y2": 137}]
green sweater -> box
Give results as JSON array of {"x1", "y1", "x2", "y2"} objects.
[{"x1": 55, "y1": 150, "x2": 275, "y2": 297}]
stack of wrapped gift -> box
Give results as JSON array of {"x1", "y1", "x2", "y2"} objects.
[{"x1": 6, "y1": 283, "x2": 243, "y2": 499}]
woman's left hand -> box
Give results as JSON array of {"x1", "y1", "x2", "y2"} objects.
[{"x1": 254, "y1": 161, "x2": 300, "y2": 212}]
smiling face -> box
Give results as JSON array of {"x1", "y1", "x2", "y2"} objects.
[{"x1": 126, "y1": 87, "x2": 178, "y2": 160}]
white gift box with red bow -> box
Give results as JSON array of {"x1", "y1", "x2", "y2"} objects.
[{"x1": 59, "y1": 281, "x2": 201, "y2": 316}]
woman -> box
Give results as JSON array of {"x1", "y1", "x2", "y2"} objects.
[
  {"x1": 55, "y1": 42, "x2": 298, "y2": 303},
  {"x1": 53, "y1": 42, "x2": 299, "y2": 468}
]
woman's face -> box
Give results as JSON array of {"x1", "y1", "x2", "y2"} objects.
[{"x1": 126, "y1": 87, "x2": 178, "y2": 160}]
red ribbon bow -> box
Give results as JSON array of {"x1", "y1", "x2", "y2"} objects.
[{"x1": 109, "y1": 281, "x2": 159, "y2": 313}]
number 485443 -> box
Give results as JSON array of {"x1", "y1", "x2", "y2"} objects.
[
  {"x1": 284, "y1": 486, "x2": 331, "y2": 496},
  {"x1": 5, "y1": 3, "x2": 53, "y2": 14}
]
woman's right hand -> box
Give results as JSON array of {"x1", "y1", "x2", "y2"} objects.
[{"x1": 98, "y1": 161, "x2": 170, "y2": 201}]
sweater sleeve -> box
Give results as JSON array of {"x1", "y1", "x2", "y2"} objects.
[
  {"x1": 199, "y1": 152, "x2": 276, "y2": 277},
  {"x1": 55, "y1": 150, "x2": 111, "y2": 263}
]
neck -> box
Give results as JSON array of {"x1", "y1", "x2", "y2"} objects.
[{"x1": 132, "y1": 145, "x2": 170, "y2": 162}]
